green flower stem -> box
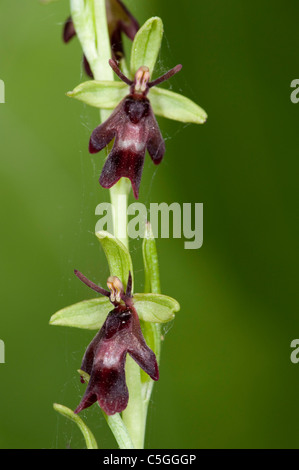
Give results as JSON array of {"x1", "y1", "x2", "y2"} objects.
[
  {"x1": 143, "y1": 222, "x2": 161, "y2": 295},
  {"x1": 122, "y1": 357, "x2": 145, "y2": 449},
  {"x1": 103, "y1": 413, "x2": 135, "y2": 449},
  {"x1": 109, "y1": 178, "x2": 131, "y2": 250},
  {"x1": 104, "y1": 172, "x2": 145, "y2": 448},
  {"x1": 141, "y1": 222, "x2": 162, "y2": 430},
  {"x1": 107, "y1": 171, "x2": 144, "y2": 449},
  {"x1": 143, "y1": 226, "x2": 162, "y2": 365},
  {"x1": 89, "y1": 0, "x2": 144, "y2": 450}
]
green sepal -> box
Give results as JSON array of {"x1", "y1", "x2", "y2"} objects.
[
  {"x1": 49, "y1": 297, "x2": 111, "y2": 330},
  {"x1": 66, "y1": 79, "x2": 207, "y2": 125},
  {"x1": 67, "y1": 80, "x2": 128, "y2": 109},
  {"x1": 53, "y1": 403, "x2": 98, "y2": 449},
  {"x1": 134, "y1": 293, "x2": 180, "y2": 322},
  {"x1": 130, "y1": 17, "x2": 164, "y2": 77},
  {"x1": 150, "y1": 87, "x2": 207, "y2": 124},
  {"x1": 96, "y1": 231, "x2": 133, "y2": 291},
  {"x1": 49, "y1": 293, "x2": 179, "y2": 330}
]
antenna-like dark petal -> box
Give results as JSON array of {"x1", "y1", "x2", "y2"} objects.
[
  {"x1": 109, "y1": 59, "x2": 133, "y2": 86},
  {"x1": 149, "y1": 64, "x2": 182, "y2": 88},
  {"x1": 74, "y1": 270, "x2": 110, "y2": 297}
]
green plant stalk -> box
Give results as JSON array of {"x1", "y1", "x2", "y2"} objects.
[
  {"x1": 101, "y1": 167, "x2": 145, "y2": 447},
  {"x1": 109, "y1": 178, "x2": 131, "y2": 250},
  {"x1": 122, "y1": 357, "x2": 145, "y2": 449},
  {"x1": 104, "y1": 136, "x2": 145, "y2": 449},
  {"x1": 103, "y1": 411, "x2": 135, "y2": 449},
  {"x1": 141, "y1": 222, "x2": 162, "y2": 430},
  {"x1": 83, "y1": 0, "x2": 145, "y2": 449}
]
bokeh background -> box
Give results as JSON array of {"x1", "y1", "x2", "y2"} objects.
[{"x1": 0, "y1": 0, "x2": 298, "y2": 449}]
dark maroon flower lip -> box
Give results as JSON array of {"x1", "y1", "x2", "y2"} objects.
[
  {"x1": 89, "y1": 60, "x2": 182, "y2": 199},
  {"x1": 74, "y1": 271, "x2": 159, "y2": 416}
]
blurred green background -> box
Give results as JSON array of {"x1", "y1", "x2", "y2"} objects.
[{"x1": 0, "y1": 0, "x2": 298, "y2": 449}]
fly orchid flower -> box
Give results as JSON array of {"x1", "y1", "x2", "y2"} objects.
[
  {"x1": 89, "y1": 59, "x2": 182, "y2": 199},
  {"x1": 73, "y1": 270, "x2": 159, "y2": 416},
  {"x1": 63, "y1": 0, "x2": 139, "y2": 78}
]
